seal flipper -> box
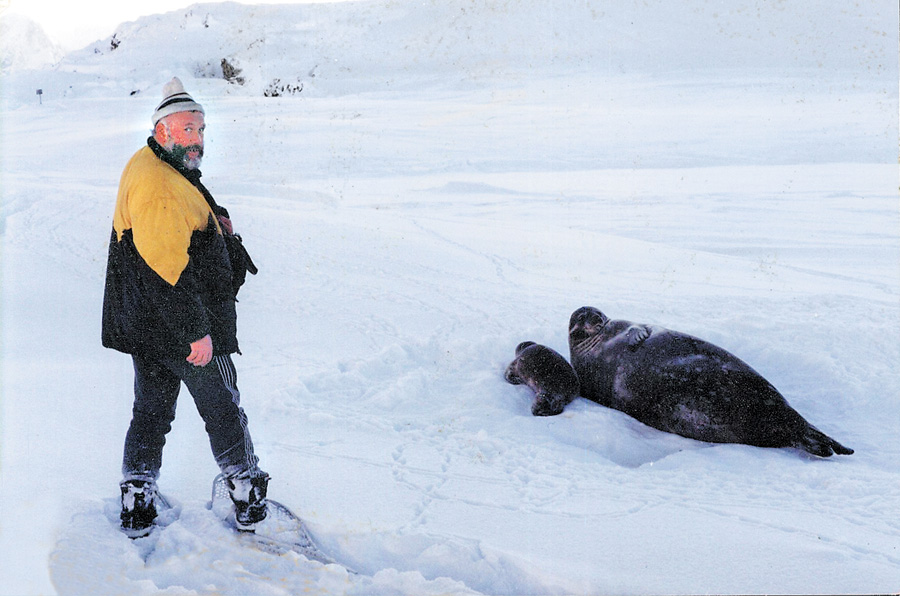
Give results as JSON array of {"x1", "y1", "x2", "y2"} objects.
[
  {"x1": 625, "y1": 325, "x2": 651, "y2": 351},
  {"x1": 795, "y1": 426, "x2": 854, "y2": 457}
]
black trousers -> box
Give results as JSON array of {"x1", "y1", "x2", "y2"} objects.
[{"x1": 122, "y1": 353, "x2": 262, "y2": 484}]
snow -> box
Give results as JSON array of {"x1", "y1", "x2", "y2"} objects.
[
  {"x1": 1, "y1": 1, "x2": 898, "y2": 594},
  {"x1": 0, "y1": 13, "x2": 63, "y2": 73}
]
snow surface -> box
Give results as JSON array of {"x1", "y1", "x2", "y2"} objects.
[{"x1": 1, "y1": 1, "x2": 899, "y2": 594}]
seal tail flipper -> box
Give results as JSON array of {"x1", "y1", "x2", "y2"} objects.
[{"x1": 796, "y1": 426, "x2": 854, "y2": 457}]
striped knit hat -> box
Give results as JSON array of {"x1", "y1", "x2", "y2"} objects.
[{"x1": 152, "y1": 77, "x2": 204, "y2": 125}]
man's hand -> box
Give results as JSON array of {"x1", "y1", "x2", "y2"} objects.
[
  {"x1": 217, "y1": 215, "x2": 233, "y2": 235},
  {"x1": 187, "y1": 334, "x2": 213, "y2": 367}
]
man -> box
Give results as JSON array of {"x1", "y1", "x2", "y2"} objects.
[{"x1": 102, "y1": 77, "x2": 267, "y2": 537}]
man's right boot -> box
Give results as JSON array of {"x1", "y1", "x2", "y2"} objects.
[
  {"x1": 120, "y1": 479, "x2": 158, "y2": 539},
  {"x1": 226, "y1": 472, "x2": 269, "y2": 532}
]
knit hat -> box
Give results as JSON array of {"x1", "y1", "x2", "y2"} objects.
[{"x1": 152, "y1": 77, "x2": 204, "y2": 125}]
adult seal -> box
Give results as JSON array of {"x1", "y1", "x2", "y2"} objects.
[
  {"x1": 505, "y1": 342, "x2": 580, "y2": 416},
  {"x1": 568, "y1": 306, "x2": 853, "y2": 457}
]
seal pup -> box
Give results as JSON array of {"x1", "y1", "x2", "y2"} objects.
[
  {"x1": 568, "y1": 306, "x2": 853, "y2": 457},
  {"x1": 505, "y1": 341, "x2": 580, "y2": 416}
]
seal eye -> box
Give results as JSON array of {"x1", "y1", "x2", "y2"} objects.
[
  {"x1": 592, "y1": 311, "x2": 610, "y2": 328},
  {"x1": 583, "y1": 308, "x2": 608, "y2": 329}
]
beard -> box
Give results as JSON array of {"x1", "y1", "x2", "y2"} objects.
[{"x1": 170, "y1": 143, "x2": 204, "y2": 170}]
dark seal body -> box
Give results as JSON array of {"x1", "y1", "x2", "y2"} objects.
[
  {"x1": 505, "y1": 342, "x2": 580, "y2": 416},
  {"x1": 568, "y1": 306, "x2": 853, "y2": 457}
]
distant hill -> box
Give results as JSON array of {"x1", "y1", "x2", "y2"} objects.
[
  {"x1": 0, "y1": 12, "x2": 63, "y2": 72},
  {"x1": 1, "y1": 0, "x2": 894, "y2": 103}
]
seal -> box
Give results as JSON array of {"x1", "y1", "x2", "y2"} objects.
[
  {"x1": 505, "y1": 341, "x2": 580, "y2": 416},
  {"x1": 568, "y1": 306, "x2": 853, "y2": 457}
]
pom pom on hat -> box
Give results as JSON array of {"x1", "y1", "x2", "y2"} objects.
[{"x1": 152, "y1": 77, "x2": 204, "y2": 125}]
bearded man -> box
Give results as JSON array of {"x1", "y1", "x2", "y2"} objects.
[{"x1": 102, "y1": 77, "x2": 267, "y2": 537}]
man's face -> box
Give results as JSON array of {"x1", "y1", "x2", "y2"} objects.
[{"x1": 158, "y1": 111, "x2": 205, "y2": 170}]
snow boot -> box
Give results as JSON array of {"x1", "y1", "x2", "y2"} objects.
[
  {"x1": 227, "y1": 472, "x2": 269, "y2": 531},
  {"x1": 120, "y1": 479, "x2": 158, "y2": 538}
]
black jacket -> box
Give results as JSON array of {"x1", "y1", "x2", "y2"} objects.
[{"x1": 102, "y1": 138, "x2": 239, "y2": 358}]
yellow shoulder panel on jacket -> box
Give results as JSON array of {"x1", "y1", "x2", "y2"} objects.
[{"x1": 113, "y1": 146, "x2": 218, "y2": 286}]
